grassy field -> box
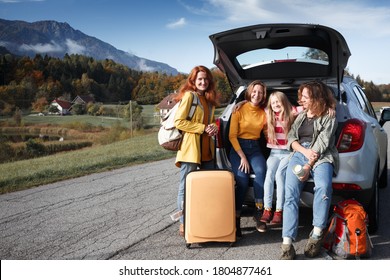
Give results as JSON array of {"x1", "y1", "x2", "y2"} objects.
[
  {"x1": 19, "y1": 104, "x2": 161, "y2": 129},
  {"x1": 0, "y1": 104, "x2": 172, "y2": 194},
  {"x1": 0, "y1": 131, "x2": 175, "y2": 194}
]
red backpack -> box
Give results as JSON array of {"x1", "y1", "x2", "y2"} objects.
[{"x1": 323, "y1": 199, "x2": 373, "y2": 259}]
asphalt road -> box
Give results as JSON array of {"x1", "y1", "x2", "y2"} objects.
[{"x1": 1, "y1": 125, "x2": 390, "y2": 260}]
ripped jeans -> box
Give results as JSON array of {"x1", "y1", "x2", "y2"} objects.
[{"x1": 282, "y1": 143, "x2": 333, "y2": 240}]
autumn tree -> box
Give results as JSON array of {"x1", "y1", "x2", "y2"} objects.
[{"x1": 31, "y1": 97, "x2": 48, "y2": 113}]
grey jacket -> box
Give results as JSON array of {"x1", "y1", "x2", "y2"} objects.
[{"x1": 287, "y1": 111, "x2": 339, "y2": 175}]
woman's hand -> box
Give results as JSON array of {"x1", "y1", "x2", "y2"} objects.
[
  {"x1": 239, "y1": 157, "x2": 250, "y2": 174},
  {"x1": 236, "y1": 150, "x2": 250, "y2": 173},
  {"x1": 233, "y1": 100, "x2": 247, "y2": 112},
  {"x1": 303, "y1": 148, "x2": 318, "y2": 163},
  {"x1": 298, "y1": 164, "x2": 311, "y2": 182},
  {"x1": 327, "y1": 107, "x2": 336, "y2": 118},
  {"x1": 205, "y1": 124, "x2": 218, "y2": 136}
]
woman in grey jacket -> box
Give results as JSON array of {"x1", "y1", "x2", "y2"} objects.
[{"x1": 280, "y1": 81, "x2": 339, "y2": 260}]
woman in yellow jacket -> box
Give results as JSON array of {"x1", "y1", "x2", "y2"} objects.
[{"x1": 174, "y1": 65, "x2": 219, "y2": 237}]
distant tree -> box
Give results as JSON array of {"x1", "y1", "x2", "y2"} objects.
[
  {"x1": 123, "y1": 101, "x2": 143, "y2": 129},
  {"x1": 303, "y1": 48, "x2": 328, "y2": 61},
  {"x1": 47, "y1": 104, "x2": 59, "y2": 114},
  {"x1": 13, "y1": 107, "x2": 22, "y2": 126},
  {"x1": 72, "y1": 103, "x2": 84, "y2": 115},
  {"x1": 32, "y1": 97, "x2": 48, "y2": 112},
  {"x1": 87, "y1": 103, "x2": 100, "y2": 116}
]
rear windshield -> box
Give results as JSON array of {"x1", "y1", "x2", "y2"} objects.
[{"x1": 237, "y1": 47, "x2": 329, "y2": 69}]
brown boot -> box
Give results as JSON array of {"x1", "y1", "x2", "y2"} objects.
[{"x1": 179, "y1": 223, "x2": 184, "y2": 237}]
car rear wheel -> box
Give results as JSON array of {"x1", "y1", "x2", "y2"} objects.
[
  {"x1": 378, "y1": 156, "x2": 388, "y2": 189},
  {"x1": 367, "y1": 168, "x2": 379, "y2": 234}
]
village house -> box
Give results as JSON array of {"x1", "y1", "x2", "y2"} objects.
[
  {"x1": 71, "y1": 95, "x2": 95, "y2": 108},
  {"x1": 50, "y1": 98, "x2": 72, "y2": 115},
  {"x1": 156, "y1": 92, "x2": 178, "y2": 119}
]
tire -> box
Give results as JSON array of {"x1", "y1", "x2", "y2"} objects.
[
  {"x1": 378, "y1": 156, "x2": 388, "y2": 189},
  {"x1": 367, "y1": 171, "x2": 379, "y2": 234}
]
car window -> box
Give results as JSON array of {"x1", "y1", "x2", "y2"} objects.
[
  {"x1": 353, "y1": 86, "x2": 376, "y2": 118},
  {"x1": 236, "y1": 47, "x2": 329, "y2": 69}
]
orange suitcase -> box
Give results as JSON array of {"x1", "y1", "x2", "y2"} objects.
[{"x1": 184, "y1": 170, "x2": 236, "y2": 248}]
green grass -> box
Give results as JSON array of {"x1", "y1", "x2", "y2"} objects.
[
  {"x1": 21, "y1": 114, "x2": 130, "y2": 128},
  {"x1": 0, "y1": 132, "x2": 175, "y2": 194},
  {"x1": 0, "y1": 105, "x2": 226, "y2": 194}
]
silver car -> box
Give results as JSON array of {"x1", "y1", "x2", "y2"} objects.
[{"x1": 209, "y1": 23, "x2": 390, "y2": 233}]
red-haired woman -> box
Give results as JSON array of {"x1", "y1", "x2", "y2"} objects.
[{"x1": 174, "y1": 65, "x2": 219, "y2": 237}]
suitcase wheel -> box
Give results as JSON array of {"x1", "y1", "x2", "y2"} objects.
[{"x1": 186, "y1": 243, "x2": 191, "y2": 249}]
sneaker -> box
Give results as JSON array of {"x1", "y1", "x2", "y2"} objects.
[
  {"x1": 271, "y1": 210, "x2": 283, "y2": 225},
  {"x1": 304, "y1": 231, "x2": 324, "y2": 258},
  {"x1": 260, "y1": 209, "x2": 273, "y2": 223},
  {"x1": 280, "y1": 244, "x2": 296, "y2": 260},
  {"x1": 256, "y1": 220, "x2": 267, "y2": 233},
  {"x1": 179, "y1": 224, "x2": 184, "y2": 237}
]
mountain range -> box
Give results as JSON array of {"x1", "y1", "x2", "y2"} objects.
[{"x1": 0, "y1": 18, "x2": 178, "y2": 75}]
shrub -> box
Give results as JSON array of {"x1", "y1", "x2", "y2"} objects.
[
  {"x1": 26, "y1": 139, "x2": 46, "y2": 157},
  {"x1": 0, "y1": 140, "x2": 15, "y2": 163}
]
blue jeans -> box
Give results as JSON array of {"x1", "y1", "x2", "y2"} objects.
[
  {"x1": 177, "y1": 160, "x2": 215, "y2": 223},
  {"x1": 282, "y1": 144, "x2": 333, "y2": 240},
  {"x1": 263, "y1": 149, "x2": 290, "y2": 210},
  {"x1": 230, "y1": 139, "x2": 266, "y2": 213}
]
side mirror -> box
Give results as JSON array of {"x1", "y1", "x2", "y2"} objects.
[{"x1": 379, "y1": 107, "x2": 390, "y2": 126}]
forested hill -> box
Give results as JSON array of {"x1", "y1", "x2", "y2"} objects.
[
  {"x1": 0, "y1": 19, "x2": 178, "y2": 75},
  {"x1": 0, "y1": 51, "x2": 231, "y2": 113}
]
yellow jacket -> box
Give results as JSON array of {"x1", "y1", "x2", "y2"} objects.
[{"x1": 174, "y1": 91, "x2": 216, "y2": 167}]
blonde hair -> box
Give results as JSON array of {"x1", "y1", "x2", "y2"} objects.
[{"x1": 266, "y1": 91, "x2": 295, "y2": 144}]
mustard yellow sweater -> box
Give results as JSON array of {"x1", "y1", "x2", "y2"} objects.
[{"x1": 229, "y1": 102, "x2": 267, "y2": 152}]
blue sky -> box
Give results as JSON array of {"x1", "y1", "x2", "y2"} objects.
[{"x1": 0, "y1": 0, "x2": 389, "y2": 84}]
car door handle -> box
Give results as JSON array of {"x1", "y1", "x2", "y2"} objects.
[{"x1": 371, "y1": 123, "x2": 376, "y2": 128}]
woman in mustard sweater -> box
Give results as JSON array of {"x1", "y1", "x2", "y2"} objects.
[{"x1": 229, "y1": 80, "x2": 268, "y2": 236}]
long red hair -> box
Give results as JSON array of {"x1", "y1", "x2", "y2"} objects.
[{"x1": 174, "y1": 65, "x2": 219, "y2": 106}]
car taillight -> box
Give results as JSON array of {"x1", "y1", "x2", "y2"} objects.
[
  {"x1": 215, "y1": 118, "x2": 223, "y2": 148},
  {"x1": 332, "y1": 183, "x2": 362, "y2": 191},
  {"x1": 336, "y1": 119, "x2": 366, "y2": 153}
]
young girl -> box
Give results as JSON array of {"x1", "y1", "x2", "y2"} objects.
[
  {"x1": 174, "y1": 65, "x2": 219, "y2": 237},
  {"x1": 260, "y1": 91, "x2": 302, "y2": 225}
]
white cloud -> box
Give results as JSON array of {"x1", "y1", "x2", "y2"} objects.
[
  {"x1": 19, "y1": 40, "x2": 63, "y2": 53},
  {"x1": 65, "y1": 39, "x2": 86, "y2": 54},
  {"x1": 166, "y1": 17, "x2": 187, "y2": 29},
  {"x1": 137, "y1": 59, "x2": 155, "y2": 72},
  {"x1": 208, "y1": 0, "x2": 276, "y2": 22},
  {"x1": 195, "y1": 0, "x2": 390, "y2": 84},
  {"x1": 203, "y1": 0, "x2": 390, "y2": 37}
]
